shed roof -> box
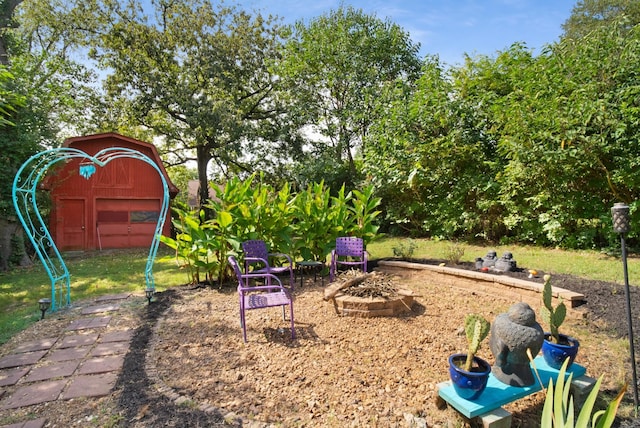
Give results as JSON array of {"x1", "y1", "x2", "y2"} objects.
[{"x1": 61, "y1": 132, "x2": 179, "y2": 197}]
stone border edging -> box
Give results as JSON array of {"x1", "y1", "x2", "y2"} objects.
[{"x1": 377, "y1": 260, "x2": 585, "y2": 308}]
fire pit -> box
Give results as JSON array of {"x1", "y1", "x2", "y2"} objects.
[{"x1": 323, "y1": 270, "x2": 417, "y2": 317}]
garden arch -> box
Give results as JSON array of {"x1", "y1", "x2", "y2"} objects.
[{"x1": 12, "y1": 147, "x2": 170, "y2": 311}]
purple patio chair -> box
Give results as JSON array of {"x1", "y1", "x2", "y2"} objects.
[
  {"x1": 329, "y1": 237, "x2": 368, "y2": 282},
  {"x1": 241, "y1": 240, "x2": 295, "y2": 289},
  {"x1": 228, "y1": 256, "x2": 295, "y2": 343}
]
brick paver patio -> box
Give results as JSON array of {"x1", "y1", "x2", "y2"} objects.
[{"x1": 0, "y1": 294, "x2": 136, "y2": 427}]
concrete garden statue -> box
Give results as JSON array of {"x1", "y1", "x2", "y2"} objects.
[{"x1": 489, "y1": 302, "x2": 544, "y2": 386}]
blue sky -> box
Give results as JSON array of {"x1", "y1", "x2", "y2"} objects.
[{"x1": 239, "y1": 0, "x2": 577, "y2": 66}]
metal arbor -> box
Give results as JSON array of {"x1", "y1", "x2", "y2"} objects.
[{"x1": 12, "y1": 147, "x2": 170, "y2": 311}]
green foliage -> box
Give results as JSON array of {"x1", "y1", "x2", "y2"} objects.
[
  {"x1": 92, "y1": 0, "x2": 290, "y2": 210},
  {"x1": 365, "y1": 55, "x2": 503, "y2": 240},
  {"x1": 8, "y1": 231, "x2": 26, "y2": 266},
  {"x1": 540, "y1": 275, "x2": 567, "y2": 343},
  {"x1": 160, "y1": 174, "x2": 381, "y2": 283},
  {"x1": 367, "y1": 19, "x2": 640, "y2": 249},
  {"x1": 392, "y1": 239, "x2": 417, "y2": 259},
  {"x1": 445, "y1": 242, "x2": 465, "y2": 265},
  {"x1": 562, "y1": 0, "x2": 640, "y2": 41},
  {"x1": 539, "y1": 358, "x2": 625, "y2": 428},
  {"x1": 159, "y1": 207, "x2": 219, "y2": 285},
  {"x1": 292, "y1": 181, "x2": 342, "y2": 262},
  {"x1": 463, "y1": 314, "x2": 490, "y2": 371},
  {"x1": 166, "y1": 166, "x2": 198, "y2": 207},
  {"x1": 6, "y1": 0, "x2": 640, "y2": 252},
  {"x1": 0, "y1": 67, "x2": 24, "y2": 127},
  {"x1": 276, "y1": 4, "x2": 422, "y2": 183}
]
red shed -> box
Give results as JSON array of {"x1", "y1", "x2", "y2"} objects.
[{"x1": 42, "y1": 133, "x2": 179, "y2": 251}]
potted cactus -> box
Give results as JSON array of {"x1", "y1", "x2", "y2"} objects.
[
  {"x1": 540, "y1": 274, "x2": 579, "y2": 369},
  {"x1": 448, "y1": 313, "x2": 492, "y2": 400}
]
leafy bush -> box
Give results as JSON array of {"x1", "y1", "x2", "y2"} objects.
[
  {"x1": 445, "y1": 242, "x2": 465, "y2": 265},
  {"x1": 392, "y1": 239, "x2": 417, "y2": 259},
  {"x1": 160, "y1": 174, "x2": 381, "y2": 285},
  {"x1": 539, "y1": 358, "x2": 625, "y2": 428}
]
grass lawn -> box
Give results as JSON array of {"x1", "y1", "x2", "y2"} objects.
[
  {"x1": 367, "y1": 237, "x2": 640, "y2": 284},
  {"x1": 1, "y1": 238, "x2": 638, "y2": 345},
  {"x1": 0, "y1": 247, "x2": 188, "y2": 345}
]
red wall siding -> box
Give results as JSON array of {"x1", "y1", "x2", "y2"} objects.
[{"x1": 47, "y1": 134, "x2": 175, "y2": 251}]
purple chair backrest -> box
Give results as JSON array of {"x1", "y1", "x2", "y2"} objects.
[
  {"x1": 335, "y1": 237, "x2": 364, "y2": 257},
  {"x1": 242, "y1": 240, "x2": 269, "y2": 260}
]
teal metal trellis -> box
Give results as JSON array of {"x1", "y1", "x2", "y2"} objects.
[{"x1": 12, "y1": 147, "x2": 170, "y2": 311}]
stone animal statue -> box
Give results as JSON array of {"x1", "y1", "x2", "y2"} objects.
[
  {"x1": 494, "y1": 251, "x2": 518, "y2": 272},
  {"x1": 489, "y1": 302, "x2": 544, "y2": 386},
  {"x1": 480, "y1": 250, "x2": 497, "y2": 268}
]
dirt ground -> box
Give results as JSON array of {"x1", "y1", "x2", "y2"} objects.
[{"x1": 2, "y1": 259, "x2": 640, "y2": 427}]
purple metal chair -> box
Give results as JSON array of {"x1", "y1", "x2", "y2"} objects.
[
  {"x1": 241, "y1": 240, "x2": 294, "y2": 289},
  {"x1": 329, "y1": 237, "x2": 368, "y2": 282},
  {"x1": 228, "y1": 256, "x2": 295, "y2": 343}
]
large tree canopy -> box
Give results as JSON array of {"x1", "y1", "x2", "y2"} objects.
[
  {"x1": 275, "y1": 5, "x2": 422, "y2": 189},
  {"x1": 562, "y1": 0, "x2": 640, "y2": 40},
  {"x1": 91, "y1": 0, "x2": 289, "y2": 207}
]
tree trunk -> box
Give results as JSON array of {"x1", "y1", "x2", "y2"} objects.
[
  {"x1": 196, "y1": 145, "x2": 213, "y2": 218},
  {"x1": 0, "y1": 217, "x2": 32, "y2": 271}
]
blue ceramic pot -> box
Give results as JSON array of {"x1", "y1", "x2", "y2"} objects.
[
  {"x1": 448, "y1": 353, "x2": 491, "y2": 400},
  {"x1": 541, "y1": 333, "x2": 579, "y2": 370}
]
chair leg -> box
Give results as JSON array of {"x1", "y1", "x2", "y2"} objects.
[
  {"x1": 241, "y1": 310, "x2": 247, "y2": 343},
  {"x1": 289, "y1": 302, "x2": 295, "y2": 339},
  {"x1": 330, "y1": 261, "x2": 335, "y2": 282}
]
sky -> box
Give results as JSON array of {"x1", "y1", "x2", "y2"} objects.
[{"x1": 239, "y1": 0, "x2": 577, "y2": 66}]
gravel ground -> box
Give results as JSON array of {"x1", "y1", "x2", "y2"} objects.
[{"x1": 1, "y1": 259, "x2": 639, "y2": 427}]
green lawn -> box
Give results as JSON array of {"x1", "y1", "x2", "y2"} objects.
[
  {"x1": 0, "y1": 248, "x2": 187, "y2": 345},
  {"x1": 367, "y1": 238, "x2": 640, "y2": 285},
  {"x1": 1, "y1": 238, "x2": 638, "y2": 345}
]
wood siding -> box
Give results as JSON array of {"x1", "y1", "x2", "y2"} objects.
[{"x1": 45, "y1": 133, "x2": 178, "y2": 251}]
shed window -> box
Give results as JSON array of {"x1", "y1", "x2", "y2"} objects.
[
  {"x1": 131, "y1": 210, "x2": 159, "y2": 223},
  {"x1": 97, "y1": 211, "x2": 128, "y2": 223}
]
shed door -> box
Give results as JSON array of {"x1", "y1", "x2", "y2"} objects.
[
  {"x1": 58, "y1": 198, "x2": 86, "y2": 250},
  {"x1": 96, "y1": 199, "x2": 160, "y2": 249}
]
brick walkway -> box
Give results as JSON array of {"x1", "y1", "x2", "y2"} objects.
[{"x1": 0, "y1": 294, "x2": 133, "y2": 428}]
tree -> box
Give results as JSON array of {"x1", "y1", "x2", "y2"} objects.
[
  {"x1": 166, "y1": 165, "x2": 198, "y2": 207},
  {"x1": 562, "y1": 0, "x2": 640, "y2": 40},
  {"x1": 497, "y1": 21, "x2": 640, "y2": 247},
  {"x1": 365, "y1": 55, "x2": 504, "y2": 239},
  {"x1": 275, "y1": 5, "x2": 422, "y2": 189},
  {"x1": 91, "y1": 0, "x2": 289, "y2": 209},
  {"x1": 0, "y1": 0, "x2": 101, "y2": 269}
]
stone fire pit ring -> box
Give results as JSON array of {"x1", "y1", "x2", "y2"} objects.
[{"x1": 323, "y1": 271, "x2": 417, "y2": 317}]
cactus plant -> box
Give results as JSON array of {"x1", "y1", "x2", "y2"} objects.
[
  {"x1": 463, "y1": 313, "x2": 491, "y2": 371},
  {"x1": 540, "y1": 274, "x2": 566, "y2": 344}
]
